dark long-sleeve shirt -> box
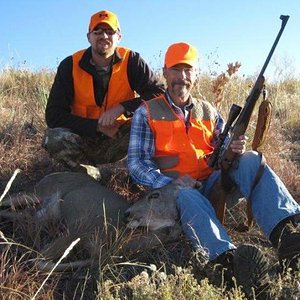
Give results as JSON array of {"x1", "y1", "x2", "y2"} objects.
[{"x1": 45, "y1": 47, "x2": 165, "y2": 137}]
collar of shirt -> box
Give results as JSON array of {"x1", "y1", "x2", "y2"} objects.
[
  {"x1": 80, "y1": 47, "x2": 122, "y2": 74},
  {"x1": 165, "y1": 91, "x2": 194, "y2": 121}
]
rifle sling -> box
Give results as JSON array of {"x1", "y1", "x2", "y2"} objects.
[
  {"x1": 246, "y1": 152, "x2": 266, "y2": 227},
  {"x1": 250, "y1": 152, "x2": 266, "y2": 193}
]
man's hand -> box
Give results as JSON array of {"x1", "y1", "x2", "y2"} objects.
[
  {"x1": 173, "y1": 174, "x2": 202, "y2": 189},
  {"x1": 230, "y1": 135, "x2": 248, "y2": 155},
  {"x1": 98, "y1": 104, "x2": 125, "y2": 127},
  {"x1": 97, "y1": 104, "x2": 126, "y2": 138}
]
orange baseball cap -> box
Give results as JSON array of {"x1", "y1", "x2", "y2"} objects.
[
  {"x1": 164, "y1": 42, "x2": 198, "y2": 68},
  {"x1": 89, "y1": 10, "x2": 120, "y2": 32}
]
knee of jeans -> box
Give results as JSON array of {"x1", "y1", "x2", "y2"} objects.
[{"x1": 237, "y1": 151, "x2": 261, "y2": 171}]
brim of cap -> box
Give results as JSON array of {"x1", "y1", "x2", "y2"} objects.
[
  {"x1": 166, "y1": 59, "x2": 197, "y2": 68},
  {"x1": 90, "y1": 21, "x2": 118, "y2": 32}
]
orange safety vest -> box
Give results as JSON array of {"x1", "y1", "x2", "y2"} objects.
[
  {"x1": 145, "y1": 96, "x2": 218, "y2": 180},
  {"x1": 71, "y1": 47, "x2": 135, "y2": 121}
]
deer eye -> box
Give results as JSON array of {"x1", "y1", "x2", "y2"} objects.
[{"x1": 149, "y1": 192, "x2": 160, "y2": 200}]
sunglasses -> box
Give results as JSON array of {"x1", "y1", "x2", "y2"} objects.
[{"x1": 91, "y1": 28, "x2": 117, "y2": 36}]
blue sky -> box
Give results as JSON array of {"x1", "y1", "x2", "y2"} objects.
[{"x1": 0, "y1": 0, "x2": 299, "y2": 79}]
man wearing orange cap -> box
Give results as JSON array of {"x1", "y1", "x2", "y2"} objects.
[
  {"x1": 43, "y1": 10, "x2": 164, "y2": 171},
  {"x1": 128, "y1": 42, "x2": 300, "y2": 297}
]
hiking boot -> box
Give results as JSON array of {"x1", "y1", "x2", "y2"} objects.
[
  {"x1": 277, "y1": 224, "x2": 300, "y2": 271},
  {"x1": 270, "y1": 214, "x2": 300, "y2": 272},
  {"x1": 233, "y1": 244, "x2": 271, "y2": 299},
  {"x1": 207, "y1": 250, "x2": 236, "y2": 289}
]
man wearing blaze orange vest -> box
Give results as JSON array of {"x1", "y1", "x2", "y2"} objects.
[
  {"x1": 128, "y1": 42, "x2": 300, "y2": 297},
  {"x1": 43, "y1": 10, "x2": 164, "y2": 170}
]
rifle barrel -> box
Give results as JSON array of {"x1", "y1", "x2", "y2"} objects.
[{"x1": 258, "y1": 15, "x2": 289, "y2": 78}]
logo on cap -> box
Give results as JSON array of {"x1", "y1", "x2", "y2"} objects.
[{"x1": 89, "y1": 10, "x2": 120, "y2": 32}]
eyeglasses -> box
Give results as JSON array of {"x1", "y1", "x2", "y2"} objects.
[{"x1": 91, "y1": 28, "x2": 117, "y2": 36}]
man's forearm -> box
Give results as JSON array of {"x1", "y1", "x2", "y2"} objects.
[
  {"x1": 120, "y1": 97, "x2": 143, "y2": 116},
  {"x1": 128, "y1": 160, "x2": 173, "y2": 189}
]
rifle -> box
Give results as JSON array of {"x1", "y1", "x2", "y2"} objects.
[{"x1": 207, "y1": 15, "x2": 290, "y2": 224}]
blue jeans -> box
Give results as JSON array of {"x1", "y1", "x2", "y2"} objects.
[{"x1": 176, "y1": 151, "x2": 300, "y2": 261}]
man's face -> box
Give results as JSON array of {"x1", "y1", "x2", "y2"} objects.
[
  {"x1": 87, "y1": 23, "x2": 121, "y2": 58},
  {"x1": 163, "y1": 63, "x2": 196, "y2": 105}
]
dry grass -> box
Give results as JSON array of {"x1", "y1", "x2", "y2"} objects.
[{"x1": 0, "y1": 65, "x2": 299, "y2": 299}]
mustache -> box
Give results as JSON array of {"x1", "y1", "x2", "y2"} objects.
[{"x1": 171, "y1": 79, "x2": 191, "y2": 87}]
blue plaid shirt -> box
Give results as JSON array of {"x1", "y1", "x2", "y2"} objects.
[{"x1": 127, "y1": 92, "x2": 224, "y2": 189}]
